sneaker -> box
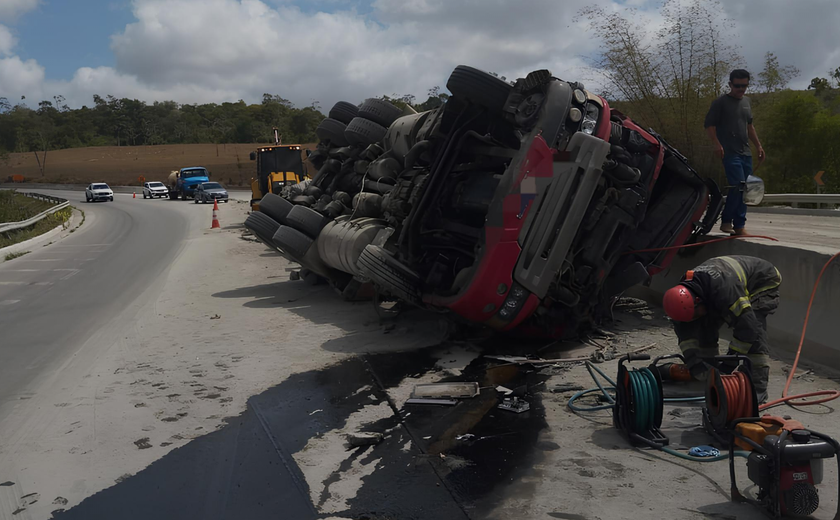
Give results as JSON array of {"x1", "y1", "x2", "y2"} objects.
[
  {"x1": 720, "y1": 223, "x2": 734, "y2": 234},
  {"x1": 733, "y1": 228, "x2": 749, "y2": 236}
]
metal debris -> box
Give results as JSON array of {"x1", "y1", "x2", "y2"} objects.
[
  {"x1": 405, "y1": 398, "x2": 457, "y2": 406},
  {"x1": 495, "y1": 385, "x2": 513, "y2": 395},
  {"x1": 411, "y1": 382, "x2": 479, "y2": 399},
  {"x1": 498, "y1": 397, "x2": 530, "y2": 413}
]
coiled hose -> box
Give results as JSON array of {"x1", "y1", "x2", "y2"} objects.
[{"x1": 568, "y1": 362, "x2": 748, "y2": 462}]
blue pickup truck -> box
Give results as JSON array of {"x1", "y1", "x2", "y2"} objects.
[{"x1": 168, "y1": 167, "x2": 211, "y2": 200}]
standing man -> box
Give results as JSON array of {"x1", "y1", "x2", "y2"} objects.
[
  {"x1": 704, "y1": 69, "x2": 765, "y2": 236},
  {"x1": 661, "y1": 255, "x2": 781, "y2": 404}
]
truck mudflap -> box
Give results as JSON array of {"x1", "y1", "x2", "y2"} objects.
[{"x1": 514, "y1": 132, "x2": 611, "y2": 299}]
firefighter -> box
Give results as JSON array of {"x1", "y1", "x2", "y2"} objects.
[{"x1": 661, "y1": 255, "x2": 781, "y2": 403}]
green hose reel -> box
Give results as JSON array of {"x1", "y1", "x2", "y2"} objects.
[{"x1": 613, "y1": 353, "x2": 668, "y2": 448}]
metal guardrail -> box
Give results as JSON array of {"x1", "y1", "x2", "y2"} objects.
[
  {"x1": 763, "y1": 193, "x2": 840, "y2": 206},
  {"x1": 0, "y1": 192, "x2": 70, "y2": 233}
]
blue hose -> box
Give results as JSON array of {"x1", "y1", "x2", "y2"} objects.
[
  {"x1": 567, "y1": 361, "x2": 750, "y2": 462},
  {"x1": 567, "y1": 361, "x2": 704, "y2": 413}
]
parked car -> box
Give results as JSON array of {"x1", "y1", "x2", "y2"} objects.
[
  {"x1": 245, "y1": 66, "x2": 722, "y2": 337},
  {"x1": 85, "y1": 183, "x2": 114, "y2": 202},
  {"x1": 143, "y1": 181, "x2": 169, "y2": 199},
  {"x1": 194, "y1": 182, "x2": 229, "y2": 204}
]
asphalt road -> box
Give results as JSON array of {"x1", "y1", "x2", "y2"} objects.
[{"x1": 0, "y1": 192, "x2": 193, "y2": 421}]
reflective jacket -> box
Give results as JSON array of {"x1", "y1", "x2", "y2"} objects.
[{"x1": 678, "y1": 255, "x2": 781, "y2": 353}]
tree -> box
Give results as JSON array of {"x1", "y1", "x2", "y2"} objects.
[
  {"x1": 30, "y1": 114, "x2": 55, "y2": 177},
  {"x1": 579, "y1": 0, "x2": 742, "y2": 174},
  {"x1": 756, "y1": 52, "x2": 800, "y2": 93}
]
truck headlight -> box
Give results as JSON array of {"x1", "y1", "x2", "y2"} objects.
[
  {"x1": 498, "y1": 284, "x2": 529, "y2": 319},
  {"x1": 581, "y1": 103, "x2": 600, "y2": 135}
]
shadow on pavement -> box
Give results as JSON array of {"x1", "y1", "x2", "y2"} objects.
[{"x1": 52, "y1": 345, "x2": 555, "y2": 520}]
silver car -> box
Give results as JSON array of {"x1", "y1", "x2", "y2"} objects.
[
  {"x1": 143, "y1": 181, "x2": 169, "y2": 199},
  {"x1": 194, "y1": 182, "x2": 229, "y2": 204},
  {"x1": 85, "y1": 183, "x2": 114, "y2": 202}
]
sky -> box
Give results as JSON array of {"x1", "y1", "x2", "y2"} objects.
[{"x1": 1, "y1": 0, "x2": 838, "y2": 110}]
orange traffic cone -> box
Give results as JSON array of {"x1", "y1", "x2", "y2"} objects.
[
  {"x1": 133, "y1": 192, "x2": 136, "y2": 198},
  {"x1": 211, "y1": 199, "x2": 221, "y2": 229}
]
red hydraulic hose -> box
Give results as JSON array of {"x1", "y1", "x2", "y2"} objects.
[
  {"x1": 621, "y1": 234, "x2": 779, "y2": 256},
  {"x1": 760, "y1": 252, "x2": 840, "y2": 410}
]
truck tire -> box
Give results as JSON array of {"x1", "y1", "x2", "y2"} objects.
[
  {"x1": 272, "y1": 225, "x2": 314, "y2": 259},
  {"x1": 345, "y1": 117, "x2": 388, "y2": 146},
  {"x1": 446, "y1": 65, "x2": 512, "y2": 113},
  {"x1": 358, "y1": 98, "x2": 402, "y2": 127},
  {"x1": 316, "y1": 118, "x2": 350, "y2": 147},
  {"x1": 328, "y1": 101, "x2": 359, "y2": 125},
  {"x1": 259, "y1": 193, "x2": 294, "y2": 224},
  {"x1": 286, "y1": 205, "x2": 329, "y2": 238},
  {"x1": 244, "y1": 212, "x2": 281, "y2": 245},
  {"x1": 357, "y1": 245, "x2": 421, "y2": 304},
  {"x1": 181, "y1": 190, "x2": 188, "y2": 201}
]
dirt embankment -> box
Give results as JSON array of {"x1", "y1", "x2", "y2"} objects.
[{"x1": 2, "y1": 143, "x2": 316, "y2": 187}]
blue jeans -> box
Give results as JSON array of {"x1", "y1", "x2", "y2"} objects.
[{"x1": 722, "y1": 154, "x2": 752, "y2": 229}]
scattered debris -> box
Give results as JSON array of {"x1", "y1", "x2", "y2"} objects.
[
  {"x1": 411, "y1": 382, "x2": 479, "y2": 399},
  {"x1": 455, "y1": 433, "x2": 476, "y2": 441},
  {"x1": 133, "y1": 437, "x2": 152, "y2": 449},
  {"x1": 309, "y1": 409, "x2": 323, "y2": 415},
  {"x1": 486, "y1": 355, "x2": 590, "y2": 365},
  {"x1": 52, "y1": 497, "x2": 68, "y2": 506},
  {"x1": 423, "y1": 436, "x2": 432, "y2": 440},
  {"x1": 0, "y1": 481, "x2": 14, "y2": 486},
  {"x1": 406, "y1": 398, "x2": 457, "y2": 406},
  {"x1": 495, "y1": 385, "x2": 513, "y2": 395},
  {"x1": 498, "y1": 397, "x2": 531, "y2": 414},
  {"x1": 210, "y1": 314, "x2": 221, "y2": 320},
  {"x1": 588, "y1": 350, "x2": 614, "y2": 363},
  {"x1": 550, "y1": 383, "x2": 585, "y2": 393},
  {"x1": 345, "y1": 432, "x2": 384, "y2": 448}
]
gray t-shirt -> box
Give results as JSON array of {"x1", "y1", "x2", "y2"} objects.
[{"x1": 704, "y1": 94, "x2": 753, "y2": 157}]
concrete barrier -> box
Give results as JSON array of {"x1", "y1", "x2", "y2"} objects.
[{"x1": 628, "y1": 238, "x2": 840, "y2": 370}]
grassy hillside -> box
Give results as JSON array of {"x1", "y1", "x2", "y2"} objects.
[{"x1": 2, "y1": 143, "x2": 316, "y2": 187}]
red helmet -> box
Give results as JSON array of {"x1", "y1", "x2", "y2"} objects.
[{"x1": 663, "y1": 285, "x2": 699, "y2": 322}]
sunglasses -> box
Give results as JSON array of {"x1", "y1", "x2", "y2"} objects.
[{"x1": 731, "y1": 83, "x2": 749, "y2": 89}]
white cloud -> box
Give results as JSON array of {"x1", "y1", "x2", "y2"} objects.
[
  {"x1": 0, "y1": 0, "x2": 40, "y2": 22},
  {"x1": 0, "y1": 0, "x2": 838, "y2": 109},
  {"x1": 722, "y1": 0, "x2": 840, "y2": 89},
  {"x1": 0, "y1": 24, "x2": 17, "y2": 55},
  {"x1": 0, "y1": 55, "x2": 45, "y2": 100}
]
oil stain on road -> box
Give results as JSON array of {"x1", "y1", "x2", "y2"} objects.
[{"x1": 52, "y1": 343, "x2": 550, "y2": 520}]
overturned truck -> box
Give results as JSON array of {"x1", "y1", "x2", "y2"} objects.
[{"x1": 245, "y1": 66, "x2": 723, "y2": 337}]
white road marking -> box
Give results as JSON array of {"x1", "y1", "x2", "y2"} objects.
[
  {"x1": 28, "y1": 259, "x2": 61, "y2": 262},
  {"x1": 0, "y1": 300, "x2": 20, "y2": 305},
  {"x1": 0, "y1": 281, "x2": 26, "y2": 285},
  {"x1": 60, "y1": 271, "x2": 80, "y2": 281},
  {"x1": 0, "y1": 269, "x2": 41, "y2": 272}
]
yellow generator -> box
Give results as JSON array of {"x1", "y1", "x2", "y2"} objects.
[{"x1": 249, "y1": 130, "x2": 309, "y2": 210}]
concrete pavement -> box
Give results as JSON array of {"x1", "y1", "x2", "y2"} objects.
[{"x1": 0, "y1": 193, "x2": 189, "y2": 417}]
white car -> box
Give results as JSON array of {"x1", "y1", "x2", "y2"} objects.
[
  {"x1": 143, "y1": 181, "x2": 169, "y2": 199},
  {"x1": 86, "y1": 183, "x2": 114, "y2": 202}
]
